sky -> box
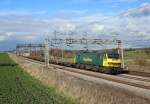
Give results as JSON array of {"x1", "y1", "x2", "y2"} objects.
[
  {"x1": 0, "y1": 0, "x2": 148, "y2": 16},
  {"x1": 0, "y1": 0, "x2": 150, "y2": 50}
]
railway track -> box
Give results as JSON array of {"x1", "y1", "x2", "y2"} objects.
[
  {"x1": 118, "y1": 74, "x2": 150, "y2": 82},
  {"x1": 17, "y1": 55, "x2": 150, "y2": 90},
  {"x1": 128, "y1": 71, "x2": 150, "y2": 78}
]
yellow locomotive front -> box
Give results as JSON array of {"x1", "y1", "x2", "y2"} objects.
[{"x1": 103, "y1": 53, "x2": 123, "y2": 68}]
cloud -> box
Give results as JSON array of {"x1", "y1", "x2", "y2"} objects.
[
  {"x1": 0, "y1": 36, "x2": 5, "y2": 41},
  {"x1": 120, "y1": 2, "x2": 150, "y2": 17},
  {"x1": 58, "y1": 9, "x2": 88, "y2": 15},
  {"x1": 91, "y1": 24, "x2": 104, "y2": 32},
  {"x1": 57, "y1": 23, "x2": 76, "y2": 32},
  {"x1": 0, "y1": 13, "x2": 150, "y2": 49},
  {"x1": 141, "y1": 2, "x2": 150, "y2": 6},
  {"x1": 0, "y1": 3, "x2": 150, "y2": 50}
]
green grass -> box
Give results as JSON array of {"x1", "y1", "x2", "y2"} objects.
[
  {"x1": 0, "y1": 53, "x2": 17, "y2": 66},
  {"x1": 124, "y1": 50, "x2": 149, "y2": 59},
  {"x1": 0, "y1": 53, "x2": 79, "y2": 104}
]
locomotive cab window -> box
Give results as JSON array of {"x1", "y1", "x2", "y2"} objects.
[
  {"x1": 103, "y1": 53, "x2": 108, "y2": 59},
  {"x1": 108, "y1": 53, "x2": 119, "y2": 59}
]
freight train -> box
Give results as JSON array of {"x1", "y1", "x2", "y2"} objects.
[
  {"x1": 74, "y1": 52, "x2": 123, "y2": 74},
  {"x1": 30, "y1": 50, "x2": 124, "y2": 74}
]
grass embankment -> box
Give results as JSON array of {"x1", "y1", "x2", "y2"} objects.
[{"x1": 0, "y1": 53, "x2": 78, "y2": 104}]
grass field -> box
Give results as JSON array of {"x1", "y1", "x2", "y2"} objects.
[
  {"x1": 0, "y1": 53, "x2": 78, "y2": 104},
  {"x1": 0, "y1": 53, "x2": 17, "y2": 66},
  {"x1": 124, "y1": 50, "x2": 149, "y2": 59}
]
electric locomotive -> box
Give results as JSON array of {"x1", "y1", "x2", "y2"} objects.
[{"x1": 74, "y1": 52, "x2": 123, "y2": 74}]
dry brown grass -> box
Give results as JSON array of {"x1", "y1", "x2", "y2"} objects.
[
  {"x1": 127, "y1": 58, "x2": 150, "y2": 73},
  {"x1": 9, "y1": 53, "x2": 150, "y2": 104},
  {"x1": 135, "y1": 59, "x2": 148, "y2": 66}
]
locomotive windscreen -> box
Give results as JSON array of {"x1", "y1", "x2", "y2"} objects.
[{"x1": 108, "y1": 53, "x2": 119, "y2": 59}]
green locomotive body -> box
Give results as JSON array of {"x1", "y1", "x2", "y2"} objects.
[
  {"x1": 75, "y1": 53, "x2": 104, "y2": 66},
  {"x1": 74, "y1": 52, "x2": 123, "y2": 73}
]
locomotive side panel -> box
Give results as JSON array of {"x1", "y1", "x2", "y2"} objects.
[{"x1": 75, "y1": 53, "x2": 103, "y2": 66}]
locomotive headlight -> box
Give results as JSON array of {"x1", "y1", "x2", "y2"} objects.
[
  {"x1": 108, "y1": 62, "x2": 121, "y2": 67},
  {"x1": 103, "y1": 58, "x2": 122, "y2": 68}
]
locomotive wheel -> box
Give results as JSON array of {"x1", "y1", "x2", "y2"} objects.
[
  {"x1": 71, "y1": 64, "x2": 76, "y2": 68},
  {"x1": 66, "y1": 63, "x2": 71, "y2": 67},
  {"x1": 85, "y1": 65, "x2": 92, "y2": 70},
  {"x1": 104, "y1": 69, "x2": 117, "y2": 75},
  {"x1": 93, "y1": 66, "x2": 100, "y2": 72},
  {"x1": 75, "y1": 64, "x2": 80, "y2": 69},
  {"x1": 99, "y1": 67, "x2": 105, "y2": 73},
  {"x1": 104, "y1": 69, "x2": 113, "y2": 74},
  {"x1": 96, "y1": 66, "x2": 100, "y2": 72},
  {"x1": 80, "y1": 64, "x2": 85, "y2": 69}
]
